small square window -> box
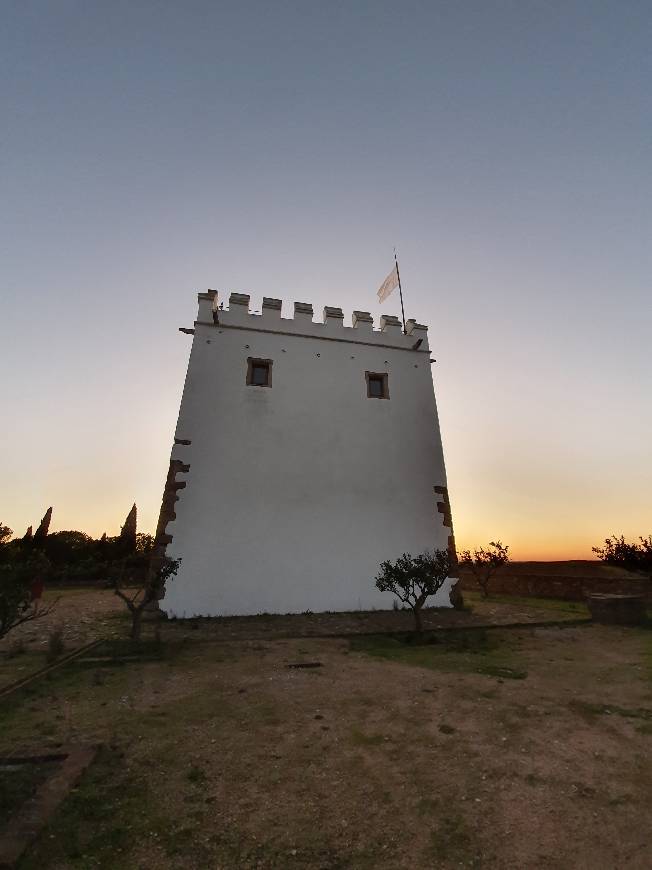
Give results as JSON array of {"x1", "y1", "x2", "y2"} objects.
[
  {"x1": 366, "y1": 372, "x2": 389, "y2": 399},
  {"x1": 252, "y1": 364, "x2": 268, "y2": 385},
  {"x1": 246, "y1": 358, "x2": 272, "y2": 387}
]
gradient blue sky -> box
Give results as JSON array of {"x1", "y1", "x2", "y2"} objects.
[{"x1": 2, "y1": 1, "x2": 650, "y2": 557}]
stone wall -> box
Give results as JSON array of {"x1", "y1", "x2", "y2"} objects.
[{"x1": 459, "y1": 568, "x2": 651, "y2": 602}]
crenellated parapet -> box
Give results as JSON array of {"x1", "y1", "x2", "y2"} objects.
[{"x1": 193, "y1": 290, "x2": 430, "y2": 351}]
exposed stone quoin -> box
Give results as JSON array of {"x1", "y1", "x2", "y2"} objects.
[
  {"x1": 158, "y1": 289, "x2": 454, "y2": 617},
  {"x1": 434, "y1": 484, "x2": 463, "y2": 608},
  {"x1": 154, "y1": 455, "x2": 191, "y2": 552},
  {"x1": 434, "y1": 485, "x2": 458, "y2": 570}
]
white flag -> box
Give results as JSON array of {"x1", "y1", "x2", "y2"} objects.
[{"x1": 377, "y1": 264, "x2": 398, "y2": 303}]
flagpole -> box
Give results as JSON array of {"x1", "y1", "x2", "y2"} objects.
[{"x1": 394, "y1": 251, "x2": 407, "y2": 334}]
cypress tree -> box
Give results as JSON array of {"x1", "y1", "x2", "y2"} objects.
[
  {"x1": 33, "y1": 507, "x2": 52, "y2": 545},
  {"x1": 119, "y1": 504, "x2": 137, "y2": 555}
]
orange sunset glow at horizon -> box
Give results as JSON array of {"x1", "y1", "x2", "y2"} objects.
[{"x1": 4, "y1": 321, "x2": 649, "y2": 566}]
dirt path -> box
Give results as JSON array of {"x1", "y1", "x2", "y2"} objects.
[
  {"x1": 0, "y1": 588, "x2": 126, "y2": 652},
  {"x1": 2, "y1": 616, "x2": 650, "y2": 869}
]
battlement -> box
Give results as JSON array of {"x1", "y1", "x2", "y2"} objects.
[{"x1": 195, "y1": 290, "x2": 429, "y2": 351}]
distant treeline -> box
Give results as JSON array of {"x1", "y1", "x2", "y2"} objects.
[{"x1": 0, "y1": 506, "x2": 153, "y2": 587}]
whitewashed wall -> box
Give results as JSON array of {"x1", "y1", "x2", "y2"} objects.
[{"x1": 161, "y1": 292, "x2": 455, "y2": 617}]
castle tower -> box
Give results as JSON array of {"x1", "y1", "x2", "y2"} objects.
[{"x1": 158, "y1": 290, "x2": 457, "y2": 617}]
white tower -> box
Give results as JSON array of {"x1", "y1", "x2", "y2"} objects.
[{"x1": 157, "y1": 290, "x2": 458, "y2": 617}]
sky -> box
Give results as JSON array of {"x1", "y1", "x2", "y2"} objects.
[{"x1": 1, "y1": 0, "x2": 650, "y2": 559}]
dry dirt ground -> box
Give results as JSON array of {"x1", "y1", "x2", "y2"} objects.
[
  {"x1": 0, "y1": 590, "x2": 650, "y2": 869},
  {"x1": 0, "y1": 587, "x2": 588, "y2": 653}
]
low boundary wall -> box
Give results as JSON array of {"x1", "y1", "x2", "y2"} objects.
[{"x1": 459, "y1": 571, "x2": 651, "y2": 603}]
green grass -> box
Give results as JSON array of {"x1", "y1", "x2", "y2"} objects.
[
  {"x1": 0, "y1": 631, "x2": 163, "y2": 697},
  {"x1": 349, "y1": 630, "x2": 528, "y2": 680},
  {"x1": 465, "y1": 591, "x2": 590, "y2": 616},
  {"x1": 0, "y1": 760, "x2": 61, "y2": 827},
  {"x1": 416, "y1": 796, "x2": 438, "y2": 816},
  {"x1": 524, "y1": 773, "x2": 544, "y2": 786},
  {"x1": 0, "y1": 640, "x2": 205, "y2": 752},
  {"x1": 0, "y1": 651, "x2": 49, "y2": 688},
  {"x1": 351, "y1": 727, "x2": 385, "y2": 746},
  {"x1": 9, "y1": 646, "x2": 240, "y2": 869},
  {"x1": 16, "y1": 747, "x2": 148, "y2": 870},
  {"x1": 203, "y1": 826, "x2": 382, "y2": 870},
  {"x1": 641, "y1": 628, "x2": 652, "y2": 679},
  {"x1": 70, "y1": 637, "x2": 170, "y2": 668},
  {"x1": 187, "y1": 764, "x2": 208, "y2": 784},
  {"x1": 428, "y1": 812, "x2": 479, "y2": 866},
  {"x1": 4, "y1": 619, "x2": 650, "y2": 868},
  {"x1": 17, "y1": 738, "x2": 382, "y2": 870}
]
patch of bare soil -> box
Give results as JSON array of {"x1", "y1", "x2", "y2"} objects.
[
  {"x1": 5, "y1": 619, "x2": 651, "y2": 869},
  {"x1": 0, "y1": 588, "x2": 127, "y2": 656}
]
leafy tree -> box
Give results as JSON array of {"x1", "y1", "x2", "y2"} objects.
[
  {"x1": 110, "y1": 503, "x2": 179, "y2": 640},
  {"x1": 375, "y1": 549, "x2": 452, "y2": 634},
  {"x1": 135, "y1": 533, "x2": 154, "y2": 555},
  {"x1": 114, "y1": 555, "x2": 180, "y2": 642},
  {"x1": 0, "y1": 523, "x2": 12, "y2": 546},
  {"x1": 592, "y1": 535, "x2": 652, "y2": 575},
  {"x1": 0, "y1": 552, "x2": 56, "y2": 640},
  {"x1": 459, "y1": 541, "x2": 509, "y2": 598},
  {"x1": 96, "y1": 532, "x2": 109, "y2": 562},
  {"x1": 43, "y1": 531, "x2": 95, "y2": 566}
]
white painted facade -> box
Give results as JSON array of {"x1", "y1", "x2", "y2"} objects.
[{"x1": 160, "y1": 291, "x2": 456, "y2": 617}]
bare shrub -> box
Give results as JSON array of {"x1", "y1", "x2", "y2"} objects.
[{"x1": 459, "y1": 541, "x2": 509, "y2": 598}]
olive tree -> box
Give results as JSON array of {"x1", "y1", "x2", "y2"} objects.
[
  {"x1": 375, "y1": 549, "x2": 452, "y2": 635},
  {"x1": 592, "y1": 535, "x2": 652, "y2": 576},
  {"x1": 114, "y1": 554, "x2": 180, "y2": 642},
  {"x1": 459, "y1": 541, "x2": 509, "y2": 598},
  {"x1": 110, "y1": 503, "x2": 180, "y2": 641}
]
